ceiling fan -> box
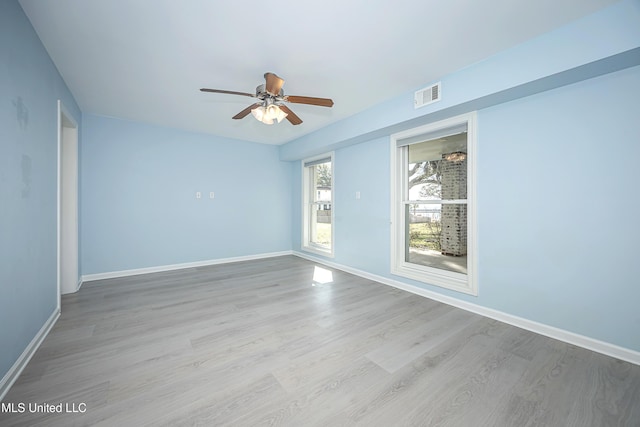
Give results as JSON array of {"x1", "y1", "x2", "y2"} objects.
[{"x1": 200, "y1": 72, "x2": 334, "y2": 125}]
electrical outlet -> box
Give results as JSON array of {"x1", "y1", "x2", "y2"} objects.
[
  {"x1": 209, "y1": 192, "x2": 214, "y2": 199},
  {"x1": 196, "y1": 192, "x2": 201, "y2": 199}
]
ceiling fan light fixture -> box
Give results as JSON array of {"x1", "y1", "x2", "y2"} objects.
[
  {"x1": 251, "y1": 103, "x2": 287, "y2": 125},
  {"x1": 267, "y1": 104, "x2": 288, "y2": 123},
  {"x1": 251, "y1": 105, "x2": 270, "y2": 124}
]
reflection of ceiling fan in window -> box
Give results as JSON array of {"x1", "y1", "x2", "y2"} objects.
[{"x1": 200, "y1": 72, "x2": 334, "y2": 125}]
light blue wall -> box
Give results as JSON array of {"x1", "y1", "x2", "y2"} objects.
[
  {"x1": 292, "y1": 65, "x2": 640, "y2": 352},
  {"x1": 0, "y1": 1, "x2": 81, "y2": 382},
  {"x1": 333, "y1": 137, "x2": 391, "y2": 273},
  {"x1": 284, "y1": 0, "x2": 640, "y2": 352},
  {"x1": 477, "y1": 65, "x2": 640, "y2": 350},
  {"x1": 80, "y1": 115, "x2": 292, "y2": 275}
]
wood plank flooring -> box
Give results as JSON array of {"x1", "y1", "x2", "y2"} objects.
[{"x1": 1, "y1": 255, "x2": 639, "y2": 426}]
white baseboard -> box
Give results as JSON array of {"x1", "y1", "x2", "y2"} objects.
[
  {"x1": 81, "y1": 251, "x2": 294, "y2": 283},
  {"x1": 0, "y1": 308, "x2": 60, "y2": 402},
  {"x1": 293, "y1": 251, "x2": 640, "y2": 366}
]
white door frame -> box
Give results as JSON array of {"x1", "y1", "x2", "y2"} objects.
[{"x1": 57, "y1": 100, "x2": 79, "y2": 307}]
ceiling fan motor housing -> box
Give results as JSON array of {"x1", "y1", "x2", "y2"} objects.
[{"x1": 255, "y1": 84, "x2": 284, "y2": 100}]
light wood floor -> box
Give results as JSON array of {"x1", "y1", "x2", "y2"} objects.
[{"x1": 2, "y1": 255, "x2": 639, "y2": 426}]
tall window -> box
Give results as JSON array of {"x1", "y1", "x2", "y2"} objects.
[
  {"x1": 302, "y1": 153, "x2": 334, "y2": 257},
  {"x1": 391, "y1": 113, "x2": 477, "y2": 295}
]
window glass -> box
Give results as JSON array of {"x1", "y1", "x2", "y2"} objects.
[
  {"x1": 406, "y1": 135, "x2": 467, "y2": 273},
  {"x1": 303, "y1": 155, "x2": 333, "y2": 256}
]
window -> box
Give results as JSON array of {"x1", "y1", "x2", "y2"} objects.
[
  {"x1": 302, "y1": 153, "x2": 334, "y2": 257},
  {"x1": 391, "y1": 113, "x2": 477, "y2": 295}
]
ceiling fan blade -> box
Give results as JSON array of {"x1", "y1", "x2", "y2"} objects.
[
  {"x1": 285, "y1": 95, "x2": 334, "y2": 107},
  {"x1": 264, "y1": 72, "x2": 285, "y2": 96},
  {"x1": 279, "y1": 105, "x2": 302, "y2": 125},
  {"x1": 200, "y1": 88, "x2": 255, "y2": 98},
  {"x1": 232, "y1": 103, "x2": 261, "y2": 120}
]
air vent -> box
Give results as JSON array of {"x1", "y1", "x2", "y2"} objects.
[{"x1": 414, "y1": 82, "x2": 441, "y2": 108}]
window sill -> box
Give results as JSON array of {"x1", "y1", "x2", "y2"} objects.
[
  {"x1": 391, "y1": 262, "x2": 476, "y2": 296},
  {"x1": 302, "y1": 245, "x2": 334, "y2": 259}
]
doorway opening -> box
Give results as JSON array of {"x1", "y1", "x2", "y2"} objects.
[{"x1": 57, "y1": 100, "x2": 79, "y2": 306}]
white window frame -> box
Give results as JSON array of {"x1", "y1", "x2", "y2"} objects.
[
  {"x1": 390, "y1": 112, "x2": 477, "y2": 295},
  {"x1": 302, "y1": 152, "x2": 335, "y2": 258}
]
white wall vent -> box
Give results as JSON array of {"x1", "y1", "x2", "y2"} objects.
[{"x1": 414, "y1": 82, "x2": 441, "y2": 108}]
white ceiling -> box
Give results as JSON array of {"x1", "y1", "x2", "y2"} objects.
[{"x1": 19, "y1": 0, "x2": 617, "y2": 145}]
